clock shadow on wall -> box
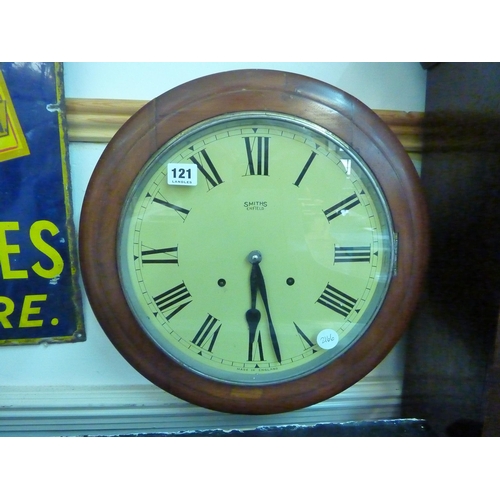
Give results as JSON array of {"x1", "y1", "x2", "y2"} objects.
[{"x1": 401, "y1": 63, "x2": 500, "y2": 436}]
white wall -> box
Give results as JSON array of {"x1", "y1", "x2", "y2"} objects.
[
  {"x1": 0, "y1": 63, "x2": 427, "y2": 435},
  {"x1": 63, "y1": 62, "x2": 426, "y2": 109}
]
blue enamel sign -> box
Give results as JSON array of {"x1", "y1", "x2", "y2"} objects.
[{"x1": 0, "y1": 62, "x2": 85, "y2": 344}]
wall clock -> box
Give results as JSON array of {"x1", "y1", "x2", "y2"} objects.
[{"x1": 79, "y1": 69, "x2": 428, "y2": 414}]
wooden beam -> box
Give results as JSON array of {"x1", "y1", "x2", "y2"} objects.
[{"x1": 65, "y1": 98, "x2": 425, "y2": 153}]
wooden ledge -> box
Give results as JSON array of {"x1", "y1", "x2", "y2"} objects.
[{"x1": 65, "y1": 98, "x2": 425, "y2": 153}]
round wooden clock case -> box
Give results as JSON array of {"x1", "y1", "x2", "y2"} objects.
[{"x1": 79, "y1": 70, "x2": 428, "y2": 414}]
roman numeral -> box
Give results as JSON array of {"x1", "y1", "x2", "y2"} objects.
[
  {"x1": 248, "y1": 331, "x2": 265, "y2": 363},
  {"x1": 294, "y1": 151, "x2": 317, "y2": 186},
  {"x1": 244, "y1": 136, "x2": 269, "y2": 176},
  {"x1": 317, "y1": 284, "x2": 357, "y2": 317},
  {"x1": 293, "y1": 322, "x2": 315, "y2": 350},
  {"x1": 334, "y1": 245, "x2": 371, "y2": 264},
  {"x1": 140, "y1": 245, "x2": 178, "y2": 264},
  {"x1": 189, "y1": 149, "x2": 223, "y2": 189},
  {"x1": 324, "y1": 193, "x2": 360, "y2": 222},
  {"x1": 152, "y1": 196, "x2": 190, "y2": 220},
  {"x1": 153, "y1": 282, "x2": 191, "y2": 320},
  {"x1": 192, "y1": 314, "x2": 222, "y2": 353}
]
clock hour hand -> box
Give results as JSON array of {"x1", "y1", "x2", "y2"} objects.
[{"x1": 247, "y1": 251, "x2": 282, "y2": 363}]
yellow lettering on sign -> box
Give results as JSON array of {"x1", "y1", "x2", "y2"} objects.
[
  {"x1": 0, "y1": 70, "x2": 30, "y2": 163},
  {"x1": 0, "y1": 296, "x2": 15, "y2": 328},
  {"x1": 0, "y1": 220, "x2": 65, "y2": 280},
  {"x1": 19, "y1": 294, "x2": 47, "y2": 328},
  {"x1": 0, "y1": 294, "x2": 48, "y2": 329},
  {"x1": 30, "y1": 220, "x2": 64, "y2": 278},
  {"x1": 0, "y1": 221, "x2": 28, "y2": 279}
]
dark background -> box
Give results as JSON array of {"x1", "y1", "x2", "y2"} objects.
[{"x1": 401, "y1": 62, "x2": 500, "y2": 436}]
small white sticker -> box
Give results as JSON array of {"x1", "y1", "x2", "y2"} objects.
[
  {"x1": 316, "y1": 329, "x2": 339, "y2": 350},
  {"x1": 167, "y1": 163, "x2": 197, "y2": 186}
]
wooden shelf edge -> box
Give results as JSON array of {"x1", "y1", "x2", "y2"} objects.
[{"x1": 65, "y1": 98, "x2": 425, "y2": 153}]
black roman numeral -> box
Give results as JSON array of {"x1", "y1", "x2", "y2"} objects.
[
  {"x1": 317, "y1": 284, "x2": 357, "y2": 317},
  {"x1": 189, "y1": 149, "x2": 223, "y2": 189},
  {"x1": 152, "y1": 196, "x2": 190, "y2": 220},
  {"x1": 244, "y1": 136, "x2": 269, "y2": 176},
  {"x1": 324, "y1": 194, "x2": 360, "y2": 222},
  {"x1": 249, "y1": 331, "x2": 265, "y2": 363},
  {"x1": 294, "y1": 151, "x2": 317, "y2": 186},
  {"x1": 192, "y1": 314, "x2": 222, "y2": 353},
  {"x1": 293, "y1": 322, "x2": 315, "y2": 350},
  {"x1": 141, "y1": 245, "x2": 178, "y2": 264},
  {"x1": 334, "y1": 245, "x2": 371, "y2": 264},
  {"x1": 153, "y1": 282, "x2": 191, "y2": 320}
]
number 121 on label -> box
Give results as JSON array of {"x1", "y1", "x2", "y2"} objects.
[{"x1": 167, "y1": 163, "x2": 198, "y2": 186}]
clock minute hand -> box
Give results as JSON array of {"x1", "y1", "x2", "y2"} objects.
[
  {"x1": 252, "y1": 256, "x2": 282, "y2": 364},
  {"x1": 246, "y1": 260, "x2": 261, "y2": 361}
]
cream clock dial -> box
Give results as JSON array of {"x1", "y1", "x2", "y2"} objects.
[
  {"x1": 118, "y1": 113, "x2": 394, "y2": 385},
  {"x1": 80, "y1": 70, "x2": 427, "y2": 414}
]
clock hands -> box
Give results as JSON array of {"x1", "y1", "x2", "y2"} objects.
[
  {"x1": 246, "y1": 258, "x2": 261, "y2": 362},
  {"x1": 246, "y1": 251, "x2": 282, "y2": 363}
]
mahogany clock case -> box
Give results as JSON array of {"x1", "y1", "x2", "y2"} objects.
[{"x1": 79, "y1": 70, "x2": 428, "y2": 414}]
